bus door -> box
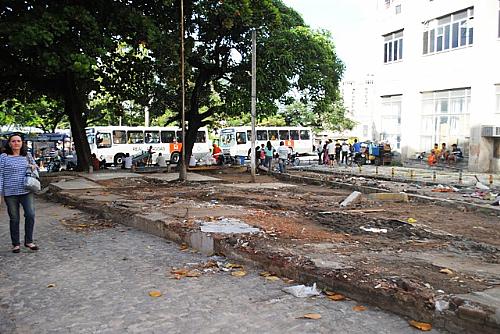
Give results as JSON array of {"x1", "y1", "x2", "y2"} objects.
[{"x1": 161, "y1": 130, "x2": 181, "y2": 160}]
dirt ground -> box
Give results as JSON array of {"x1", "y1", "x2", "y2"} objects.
[{"x1": 91, "y1": 167, "x2": 500, "y2": 296}]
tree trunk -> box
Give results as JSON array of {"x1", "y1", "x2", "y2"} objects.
[
  {"x1": 64, "y1": 72, "x2": 91, "y2": 172},
  {"x1": 183, "y1": 123, "x2": 199, "y2": 167}
]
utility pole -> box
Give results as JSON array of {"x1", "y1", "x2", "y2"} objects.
[
  {"x1": 179, "y1": 0, "x2": 187, "y2": 181},
  {"x1": 250, "y1": 29, "x2": 257, "y2": 183}
]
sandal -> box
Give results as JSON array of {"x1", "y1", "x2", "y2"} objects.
[
  {"x1": 24, "y1": 243, "x2": 39, "y2": 251},
  {"x1": 12, "y1": 246, "x2": 20, "y2": 253}
]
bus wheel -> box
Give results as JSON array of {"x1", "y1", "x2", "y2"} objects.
[
  {"x1": 114, "y1": 153, "x2": 125, "y2": 166},
  {"x1": 170, "y1": 152, "x2": 180, "y2": 164}
]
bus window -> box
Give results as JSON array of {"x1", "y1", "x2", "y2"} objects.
[
  {"x1": 96, "y1": 132, "x2": 112, "y2": 148},
  {"x1": 246, "y1": 130, "x2": 252, "y2": 141},
  {"x1": 236, "y1": 132, "x2": 246, "y2": 144},
  {"x1": 196, "y1": 131, "x2": 206, "y2": 143},
  {"x1": 290, "y1": 130, "x2": 300, "y2": 140},
  {"x1": 268, "y1": 130, "x2": 278, "y2": 141},
  {"x1": 220, "y1": 132, "x2": 235, "y2": 146},
  {"x1": 145, "y1": 131, "x2": 160, "y2": 144},
  {"x1": 161, "y1": 131, "x2": 176, "y2": 143},
  {"x1": 175, "y1": 131, "x2": 183, "y2": 143},
  {"x1": 113, "y1": 130, "x2": 127, "y2": 144},
  {"x1": 279, "y1": 130, "x2": 290, "y2": 140},
  {"x1": 257, "y1": 130, "x2": 267, "y2": 141},
  {"x1": 300, "y1": 130, "x2": 311, "y2": 140},
  {"x1": 128, "y1": 131, "x2": 144, "y2": 144}
]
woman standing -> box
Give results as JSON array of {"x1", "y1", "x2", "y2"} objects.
[
  {"x1": 264, "y1": 141, "x2": 274, "y2": 173},
  {"x1": 0, "y1": 134, "x2": 39, "y2": 253}
]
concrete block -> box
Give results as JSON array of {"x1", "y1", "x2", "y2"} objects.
[
  {"x1": 340, "y1": 191, "x2": 363, "y2": 207},
  {"x1": 368, "y1": 192, "x2": 409, "y2": 203}
]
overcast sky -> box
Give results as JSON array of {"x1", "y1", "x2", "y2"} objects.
[{"x1": 282, "y1": 0, "x2": 378, "y2": 80}]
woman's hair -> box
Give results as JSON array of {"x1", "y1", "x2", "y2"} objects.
[
  {"x1": 266, "y1": 141, "x2": 272, "y2": 150},
  {"x1": 4, "y1": 133, "x2": 28, "y2": 156}
]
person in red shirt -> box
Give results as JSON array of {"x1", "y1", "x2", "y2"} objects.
[
  {"x1": 212, "y1": 143, "x2": 222, "y2": 165},
  {"x1": 427, "y1": 151, "x2": 437, "y2": 166}
]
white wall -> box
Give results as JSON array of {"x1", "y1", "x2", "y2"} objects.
[{"x1": 375, "y1": 0, "x2": 500, "y2": 171}]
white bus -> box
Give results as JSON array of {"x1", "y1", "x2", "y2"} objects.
[
  {"x1": 86, "y1": 126, "x2": 211, "y2": 165},
  {"x1": 219, "y1": 126, "x2": 314, "y2": 158}
]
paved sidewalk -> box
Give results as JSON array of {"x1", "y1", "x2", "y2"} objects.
[{"x1": 0, "y1": 199, "x2": 439, "y2": 334}]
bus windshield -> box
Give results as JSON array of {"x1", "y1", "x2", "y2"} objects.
[{"x1": 220, "y1": 132, "x2": 235, "y2": 147}]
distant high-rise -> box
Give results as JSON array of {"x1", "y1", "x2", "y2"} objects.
[{"x1": 341, "y1": 74, "x2": 376, "y2": 142}]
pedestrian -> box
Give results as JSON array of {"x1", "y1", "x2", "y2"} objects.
[
  {"x1": 156, "y1": 153, "x2": 167, "y2": 167},
  {"x1": 147, "y1": 146, "x2": 155, "y2": 166},
  {"x1": 264, "y1": 141, "x2": 274, "y2": 173},
  {"x1": 316, "y1": 141, "x2": 323, "y2": 165},
  {"x1": 341, "y1": 141, "x2": 349, "y2": 164},
  {"x1": 259, "y1": 144, "x2": 265, "y2": 166},
  {"x1": 276, "y1": 141, "x2": 289, "y2": 173},
  {"x1": 327, "y1": 139, "x2": 336, "y2": 167},
  {"x1": 335, "y1": 142, "x2": 341, "y2": 164},
  {"x1": 322, "y1": 142, "x2": 329, "y2": 165},
  {"x1": 0, "y1": 133, "x2": 39, "y2": 253}
]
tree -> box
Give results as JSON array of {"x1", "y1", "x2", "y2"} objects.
[
  {"x1": 0, "y1": 0, "x2": 178, "y2": 170},
  {"x1": 282, "y1": 99, "x2": 354, "y2": 131},
  {"x1": 164, "y1": 0, "x2": 345, "y2": 165}
]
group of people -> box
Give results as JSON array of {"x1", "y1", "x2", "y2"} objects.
[
  {"x1": 316, "y1": 139, "x2": 360, "y2": 166},
  {"x1": 427, "y1": 142, "x2": 463, "y2": 166}
]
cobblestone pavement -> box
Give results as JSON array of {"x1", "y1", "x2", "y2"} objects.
[{"x1": 0, "y1": 198, "x2": 441, "y2": 334}]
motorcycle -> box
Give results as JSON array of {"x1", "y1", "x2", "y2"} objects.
[
  {"x1": 347, "y1": 151, "x2": 367, "y2": 167},
  {"x1": 46, "y1": 158, "x2": 61, "y2": 173}
]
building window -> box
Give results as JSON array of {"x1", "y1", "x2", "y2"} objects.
[
  {"x1": 380, "y1": 95, "x2": 402, "y2": 149},
  {"x1": 383, "y1": 30, "x2": 403, "y2": 63},
  {"x1": 423, "y1": 7, "x2": 474, "y2": 55},
  {"x1": 395, "y1": 5, "x2": 401, "y2": 14},
  {"x1": 420, "y1": 88, "x2": 471, "y2": 153}
]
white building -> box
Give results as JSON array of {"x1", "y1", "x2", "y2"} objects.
[
  {"x1": 375, "y1": 0, "x2": 500, "y2": 172},
  {"x1": 341, "y1": 74, "x2": 377, "y2": 142}
]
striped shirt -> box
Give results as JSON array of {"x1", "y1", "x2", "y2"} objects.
[{"x1": 0, "y1": 153, "x2": 36, "y2": 197}]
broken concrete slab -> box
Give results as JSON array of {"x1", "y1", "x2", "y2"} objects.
[
  {"x1": 413, "y1": 253, "x2": 500, "y2": 277},
  {"x1": 199, "y1": 218, "x2": 260, "y2": 234},
  {"x1": 368, "y1": 192, "x2": 409, "y2": 203},
  {"x1": 145, "y1": 173, "x2": 220, "y2": 182},
  {"x1": 82, "y1": 172, "x2": 143, "y2": 181},
  {"x1": 226, "y1": 182, "x2": 297, "y2": 190},
  {"x1": 50, "y1": 178, "x2": 104, "y2": 190},
  {"x1": 340, "y1": 191, "x2": 362, "y2": 207}
]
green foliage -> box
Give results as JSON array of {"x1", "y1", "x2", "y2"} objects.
[{"x1": 0, "y1": 97, "x2": 67, "y2": 132}]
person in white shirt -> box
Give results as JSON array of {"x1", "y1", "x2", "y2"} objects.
[
  {"x1": 276, "y1": 141, "x2": 289, "y2": 173},
  {"x1": 123, "y1": 153, "x2": 133, "y2": 169},
  {"x1": 326, "y1": 139, "x2": 336, "y2": 167},
  {"x1": 341, "y1": 142, "x2": 350, "y2": 164},
  {"x1": 156, "y1": 153, "x2": 167, "y2": 167}
]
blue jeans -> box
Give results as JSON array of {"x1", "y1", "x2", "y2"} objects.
[
  {"x1": 4, "y1": 193, "x2": 35, "y2": 246},
  {"x1": 278, "y1": 158, "x2": 286, "y2": 173}
]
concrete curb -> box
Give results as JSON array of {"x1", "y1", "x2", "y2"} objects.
[{"x1": 43, "y1": 185, "x2": 499, "y2": 334}]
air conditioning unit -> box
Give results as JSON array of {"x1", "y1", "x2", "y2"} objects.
[{"x1": 481, "y1": 126, "x2": 500, "y2": 137}]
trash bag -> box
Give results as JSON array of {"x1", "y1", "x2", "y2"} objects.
[{"x1": 282, "y1": 283, "x2": 320, "y2": 298}]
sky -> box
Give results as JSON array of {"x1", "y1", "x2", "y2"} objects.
[{"x1": 282, "y1": 0, "x2": 378, "y2": 80}]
